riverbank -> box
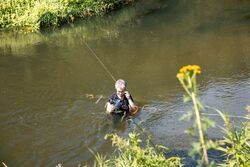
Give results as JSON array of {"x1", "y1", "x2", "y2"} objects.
[{"x1": 0, "y1": 0, "x2": 137, "y2": 32}]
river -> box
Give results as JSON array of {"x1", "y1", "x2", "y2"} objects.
[{"x1": 0, "y1": 0, "x2": 250, "y2": 166}]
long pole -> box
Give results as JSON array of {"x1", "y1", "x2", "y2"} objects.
[{"x1": 83, "y1": 40, "x2": 116, "y2": 82}]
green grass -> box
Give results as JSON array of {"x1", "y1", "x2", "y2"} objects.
[
  {"x1": 91, "y1": 132, "x2": 182, "y2": 167},
  {"x1": 0, "y1": 0, "x2": 136, "y2": 32}
]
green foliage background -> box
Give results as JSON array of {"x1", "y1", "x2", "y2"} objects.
[{"x1": 0, "y1": 0, "x2": 136, "y2": 32}]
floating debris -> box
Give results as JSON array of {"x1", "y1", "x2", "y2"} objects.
[
  {"x1": 95, "y1": 95, "x2": 103, "y2": 104},
  {"x1": 85, "y1": 93, "x2": 95, "y2": 100},
  {"x1": 2, "y1": 162, "x2": 7, "y2": 167},
  {"x1": 85, "y1": 93, "x2": 105, "y2": 104}
]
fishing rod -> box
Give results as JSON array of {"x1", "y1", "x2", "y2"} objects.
[
  {"x1": 83, "y1": 39, "x2": 158, "y2": 151},
  {"x1": 82, "y1": 40, "x2": 116, "y2": 82}
]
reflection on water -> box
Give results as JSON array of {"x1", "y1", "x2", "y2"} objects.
[{"x1": 0, "y1": 0, "x2": 250, "y2": 166}]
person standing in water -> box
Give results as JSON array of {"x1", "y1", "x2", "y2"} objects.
[{"x1": 106, "y1": 79, "x2": 138, "y2": 116}]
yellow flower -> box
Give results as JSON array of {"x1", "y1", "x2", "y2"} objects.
[
  {"x1": 179, "y1": 65, "x2": 201, "y2": 74},
  {"x1": 176, "y1": 73, "x2": 184, "y2": 80}
]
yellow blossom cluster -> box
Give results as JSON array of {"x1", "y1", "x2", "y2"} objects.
[
  {"x1": 176, "y1": 65, "x2": 201, "y2": 80},
  {"x1": 179, "y1": 65, "x2": 201, "y2": 74}
]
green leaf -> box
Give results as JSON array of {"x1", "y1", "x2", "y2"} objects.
[
  {"x1": 183, "y1": 95, "x2": 191, "y2": 102},
  {"x1": 180, "y1": 110, "x2": 193, "y2": 121}
]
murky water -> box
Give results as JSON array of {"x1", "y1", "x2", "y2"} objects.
[{"x1": 0, "y1": 0, "x2": 250, "y2": 166}]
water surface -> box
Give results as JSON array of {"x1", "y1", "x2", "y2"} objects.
[{"x1": 0, "y1": 0, "x2": 250, "y2": 166}]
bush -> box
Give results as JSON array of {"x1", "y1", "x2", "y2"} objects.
[
  {"x1": 0, "y1": 0, "x2": 136, "y2": 32},
  {"x1": 92, "y1": 132, "x2": 182, "y2": 167}
]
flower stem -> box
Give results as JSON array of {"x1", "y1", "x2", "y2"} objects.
[{"x1": 191, "y1": 92, "x2": 209, "y2": 165}]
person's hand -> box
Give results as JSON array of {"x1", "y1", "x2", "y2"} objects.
[
  {"x1": 111, "y1": 105, "x2": 116, "y2": 111},
  {"x1": 106, "y1": 102, "x2": 116, "y2": 113},
  {"x1": 124, "y1": 91, "x2": 130, "y2": 99}
]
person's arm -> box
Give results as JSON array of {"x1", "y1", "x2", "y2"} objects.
[{"x1": 124, "y1": 91, "x2": 138, "y2": 113}]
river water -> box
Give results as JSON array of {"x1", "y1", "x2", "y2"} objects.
[{"x1": 0, "y1": 0, "x2": 250, "y2": 166}]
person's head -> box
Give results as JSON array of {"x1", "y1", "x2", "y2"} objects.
[{"x1": 115, "y1": 79, "x2": 127, "y2": 98}]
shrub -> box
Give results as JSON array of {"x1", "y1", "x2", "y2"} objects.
[
  {"x1": 0, "y1": 0, "x2": 136, "y2": 32},
  {"x1": 92, "y1": 132, "x2": 182, "y2": 167}
]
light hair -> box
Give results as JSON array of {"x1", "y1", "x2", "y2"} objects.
[{"x1": 115, "y1": 79, "x2": 126, "y2": 90}]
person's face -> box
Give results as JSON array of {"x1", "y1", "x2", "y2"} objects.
[{"x1": 116, "y1": 87, "x2": 126, "y2": 98}]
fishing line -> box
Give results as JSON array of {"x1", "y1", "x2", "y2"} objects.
[
  {"x1": 83, "y1": 40, "x2": 116, "y2": 82},
  {"x1": 82, "y1": 39, "x2": 156, "y2": 150},
  {"x1": 82, "y1": 41, "x2": 249, "y2": 122},
  {"x1": 82, "y1": 39, "x2": 248, "y2": 156}
]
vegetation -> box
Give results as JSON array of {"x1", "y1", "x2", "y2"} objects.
[
  {"x1": 0, "y1": 4, "x2": 141, "y2": 56},
  {"x1": 0, "y1": 0, "x2": 136, "y2": 32},
  {"x1": 177, "y1": 65, "x2": 216, "y2": 166},
  {"x1": 177, "y1": 65, "x2": 249, "y2": 166},
  {"x1": 216, "y1": 107, "x2": 250, "y2": 167},
  {"x1": 92, "y1": 65, "x2": 249, "y2": 167},
  {"x1": 91, "y1": 132, "x2": 182, "y2": 167}
]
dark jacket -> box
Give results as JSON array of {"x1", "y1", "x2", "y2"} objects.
[{"x1": 108, "y1": 93, "x2": 134, "y2": 115}]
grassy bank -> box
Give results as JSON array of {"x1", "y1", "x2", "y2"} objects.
[{"x1": 0, "y1": 0, "x2": 136, "y2": 32}]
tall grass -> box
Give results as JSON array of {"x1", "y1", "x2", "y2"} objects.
[
  {"x1": 214, "y1": 107, "x2": 250, "y2": 167},
  {"x1": 0, "y1": 0, "x2": 136, "y2": 32}
]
